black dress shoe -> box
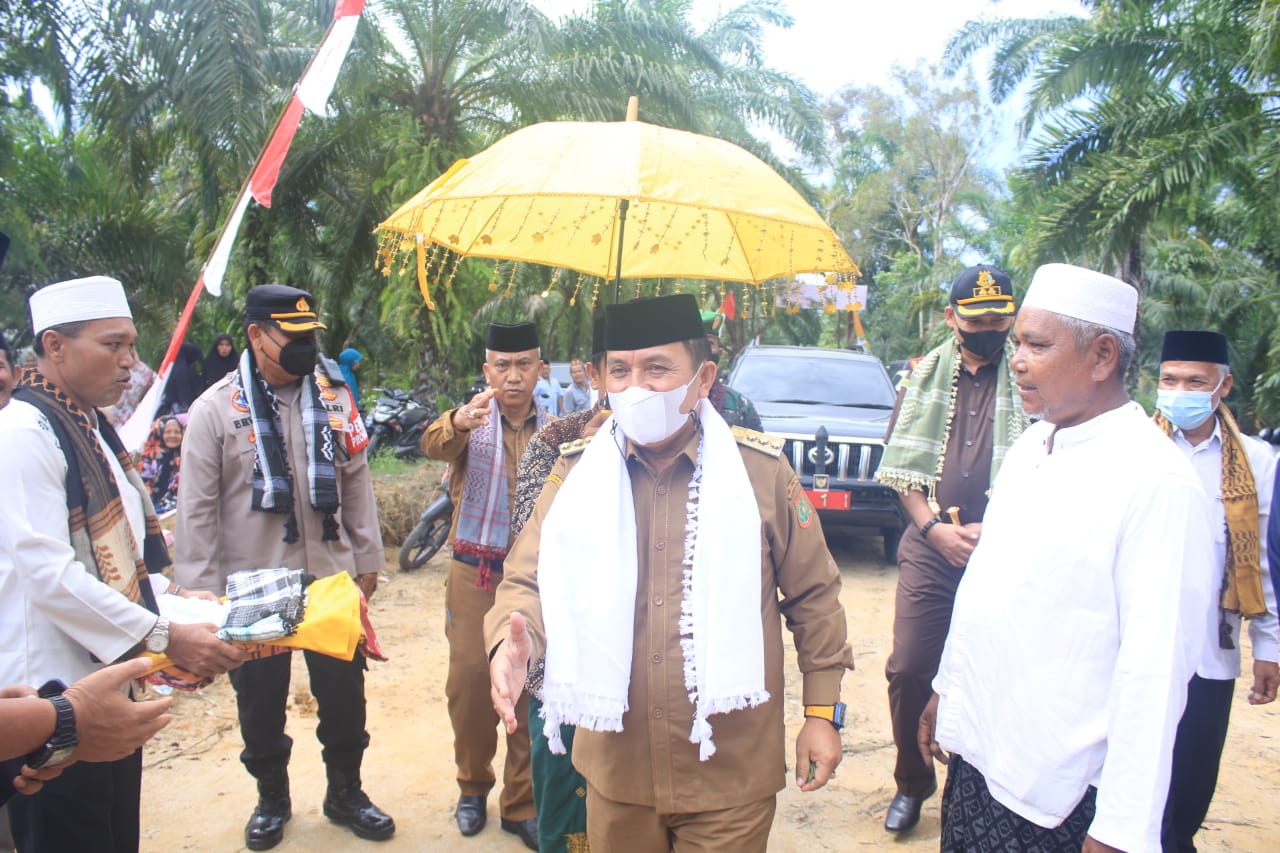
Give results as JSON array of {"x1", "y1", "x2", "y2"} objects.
[
  {"x1": 323, "y1": 783, "x2": 396, "y2": 841},
  {"x1": 245, "y1": 794, "x2": 291, "y2": 851},
  {"x1": 500, "y1": 817, "x2": 539, "y2": 851},
  {"x1": 884, "y1": 784, "x2": 937, "y2": 833},
  {"x1": 455, "y1": 795, "x2": 487, "y2": 837}
]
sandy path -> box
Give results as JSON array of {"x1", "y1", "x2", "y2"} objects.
[{"x1": 139, "y1": 533, "x2": 1280, "y2": 852}]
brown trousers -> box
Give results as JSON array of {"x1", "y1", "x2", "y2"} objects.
[
  {"x1": 445, "y1": 559, "x2": 534, "y2": 820},
  {"x1": 885, "y1": 526, "x2": 965, "y2": 797},
  {"x1": 585, "y1": 783, "x2": 776, "y2": 852}
]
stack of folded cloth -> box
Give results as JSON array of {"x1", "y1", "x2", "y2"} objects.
[{"x1": 219, "y1": 567, "x2": 311, "y2": 643}]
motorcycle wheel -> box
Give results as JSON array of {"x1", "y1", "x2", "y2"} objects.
[
  {"x1": 366, "y1": 426, "x2": 387, "y2": 457},
  {"x1": 399, "y1": 516, "x2": 450, "y2": 571}
]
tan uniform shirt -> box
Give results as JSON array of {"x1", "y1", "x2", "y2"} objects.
[
  {"x1": 174, "y1": 372, "x2": 384, "y2": 593},
  {"x1": 422, "y1": 405, "x2": 543, "y2": 546},
  {"x1": 485, "y1": 427, "x2": 853, "y2": 814}
]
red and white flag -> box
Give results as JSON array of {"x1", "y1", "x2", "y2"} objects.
[{"x1": 120, "y1": 1, "x2": 366, "y2": 449}]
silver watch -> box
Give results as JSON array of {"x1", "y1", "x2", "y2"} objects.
[{"x1": 145, "y1": 617, "x2": 171, "y2": 653}]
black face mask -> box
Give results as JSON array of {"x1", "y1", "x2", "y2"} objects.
[
  {"x1": 276, "y1": 336, "x2": 318, "y2": 377},
  {"x1": 958, "y1": 328, "x2": 1009, "y2": 361}
]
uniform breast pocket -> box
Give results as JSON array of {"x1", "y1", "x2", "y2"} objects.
[{"x1": 236, "y1": 444, "x2": 260, "y2": 486}]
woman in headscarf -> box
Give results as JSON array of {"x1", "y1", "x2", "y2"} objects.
[
  {"x1": 337, "y1": 347, "x2": 364, "y2": 411},
  {"x1": 159, "y1": 342, "x2": 204, "y2": 414},
  {"x1": 202, "y1": 333, "x2": 238, "y2": 390},
  {"x1": 138, "y1": 416, "x2": 184, "y2": 515}
]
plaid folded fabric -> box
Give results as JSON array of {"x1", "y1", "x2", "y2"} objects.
[
  {"x1": 223, "y1": 567, "x2": 308, "y2": 632},
  {"x1": 220, "y1": 613, "x2": 294, "y2": 643}
]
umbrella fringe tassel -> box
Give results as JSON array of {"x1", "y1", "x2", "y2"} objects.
[{"x1": 416, "y1": 236, "x2": 436, "y2": 311}]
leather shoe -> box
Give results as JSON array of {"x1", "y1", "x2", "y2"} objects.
[
  {"x1": 323, "y1": 782, "x2": 395, "y2": 841},
  {"x1": 500, "y1": 817, "x2": 539, "y2": 851},
  {"x1": 455, "y1": 795, "x2": 487, "y2": 837},
  {"x1": 884, "y1": 784, "x2": 936, "y2": 833}
]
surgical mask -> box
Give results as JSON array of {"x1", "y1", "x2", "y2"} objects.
[
  {"x1": 277, "y1": 336, "x2": 318, "y2": 377},
  {"x1": 1156, "y1": 377, "x2": 1224, "y2": 432},
  {"x1": 957, "y1": 327, "x2": 1009, "y2": 361},
  {"x1": 609, "y1": 373, "x2": 700, "y2": 445}
]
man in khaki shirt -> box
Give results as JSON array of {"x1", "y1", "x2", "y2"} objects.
[
  {"x1": 422, "y1": 321, "x2": 550, "y2": 849},
  {"x1": 488, "y1": 294, "x2": 853, "y2": 851},
  {"x1": 175, "y1": 285, "x2": 392, "y2": 850}
]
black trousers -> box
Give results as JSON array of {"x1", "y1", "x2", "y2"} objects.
[
  {"x1": 886, "y1": 526, "x2": 964, "y2": 796},
  {"x1": 4, "y1": 749, "x2": 142, "y2": 853},
  {"x1": 1161, "y1": 674, "x2": 1234, "y2": 853},
  {"x1": 228, "y1": 648, "x2": 369, "y2": 780}
]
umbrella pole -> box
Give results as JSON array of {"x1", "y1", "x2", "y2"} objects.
[{"x1": 612, "y1": 198, "x2": 629, "y2": 302}]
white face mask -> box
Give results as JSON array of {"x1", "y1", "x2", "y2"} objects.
[{"x1": 609, "y1": 372, "x2": 700, "y2": 445}]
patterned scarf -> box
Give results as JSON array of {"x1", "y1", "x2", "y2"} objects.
[
  {"x1": 235, "y1": 349, "x2": 339, "y2": 544},
  {"x1": 876, "y1": 338, "x2": 1026, "y2": 499},
  {"x1": 13, "y1": 370, "x2": 166, "y2": 613},
  {"x1": 1154, "y1": 404, "x2": 1266, "y2": 618},
  {"x1": 453, "y1": 395, "x2": 550, "y2": 590}
]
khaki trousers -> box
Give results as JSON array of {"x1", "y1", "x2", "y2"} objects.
[
  {"x1": 445, "y1": 559, "x2": 534, "y2": 820},
  {"x1": 585, "y1": 783, "x2": 776, "y2": 852}
]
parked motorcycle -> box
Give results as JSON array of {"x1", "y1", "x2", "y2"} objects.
[
  {"x1": 399, "y1": 470, "x2": 453, "y2": 571},
  {"x1": 365, "y1": 387, "x2": 434, "y2": 460}
]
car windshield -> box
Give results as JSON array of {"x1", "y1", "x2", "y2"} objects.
[{"x1": 733, "y1": 354, "x2": 896, "y2": 409}]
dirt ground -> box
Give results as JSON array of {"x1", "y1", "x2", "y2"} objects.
[{"x1": 138, "y1": 533, "x2": 1280, "y2": 852}]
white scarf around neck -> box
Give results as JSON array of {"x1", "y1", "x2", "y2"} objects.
[{"x1": 538, "y1": 398, "x2": 768, "y2": 761}]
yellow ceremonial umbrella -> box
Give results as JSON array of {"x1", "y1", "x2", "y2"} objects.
[{"x1": 377, "y1": 98, "x2": 858, "y2": 305}]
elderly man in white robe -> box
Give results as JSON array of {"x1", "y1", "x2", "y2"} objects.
[{"x1": 918, "y1": 264, "x2": 1216, "y2": 853}]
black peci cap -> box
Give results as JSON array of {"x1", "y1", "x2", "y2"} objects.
[
  {"x1": 1161, "y1": 330, "x2": 1229, "y2": 365},
  {"x1": 486, "y1": 321, "x2": 539, "y2": 353},
  {"x1": 604, "y1": 294, "x2": 703, "y2": 351},
  {"x1": 590, "y1": 310, "x2": 607, "y2": 358}
]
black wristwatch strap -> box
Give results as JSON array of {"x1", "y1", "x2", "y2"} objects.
[{"x1": 920, "y1": 518, "x2": 941, "y2": 539}]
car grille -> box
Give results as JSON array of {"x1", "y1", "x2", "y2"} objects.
[{"x1": 775, "y1": 436, "x2": 885, "y2": 484}]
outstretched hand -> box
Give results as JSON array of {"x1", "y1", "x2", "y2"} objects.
[
  {"x1": 14, "y1": 658, "x2": 174, "y2": 795},
  {"x1": 490, "y1": 612, "x2": 532, "y2": 734}
]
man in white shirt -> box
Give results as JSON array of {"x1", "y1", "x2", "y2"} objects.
[
  {"x1": 918, "y1": 263, "x2": 1215, "y2": 853},
  {"x1": 0, "y1": 276, "x2": 245, "y2": 853},
  {"x1": 1152, "y1": 329, "x2": 1278, "y2": 852}
]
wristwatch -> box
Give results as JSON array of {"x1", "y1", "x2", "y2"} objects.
[
  {"x1": 804, "y1": 703, "x2": 847, "y2": 731},
  {"x1": 145, "y1": 617, "x2": 171, "y2": 654},
  {"x1": 25, "y1": 679, "x2": 79, "y2": 769}
]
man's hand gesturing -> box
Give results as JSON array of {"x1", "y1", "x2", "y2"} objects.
[{"x1": 490, "y1": 612, "x2": 532, "y2": 735}]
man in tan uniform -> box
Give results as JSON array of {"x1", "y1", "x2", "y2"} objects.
[
  {"x1": 488, "y1": 294, "x2": 853, "y2": 851},
  {"x1": 175, "y1": 284, "x2": 393, "y2": 850},
  {"x1": 422, "y1": 321, "x2": 550, "y2": 849}
]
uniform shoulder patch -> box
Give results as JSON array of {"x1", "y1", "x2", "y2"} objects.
[
  {"x1": 559, "y1": 437, "x2": 590, "y2": 457},
  {"x1": 730, "y1": 425, "x2": 784, "y2": 457}
]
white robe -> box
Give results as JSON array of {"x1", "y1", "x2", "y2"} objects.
[
  {"x1": 0, "y1": 399, "x2": 163, "y2": 687},
  {"x1": 934, "y1": 401, "x2": 1216, "y2": 853}
]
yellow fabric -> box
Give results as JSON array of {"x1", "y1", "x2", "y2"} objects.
[
  {"x1": 378, "y1": 119, "x2": 858, "y2": 285},
  {"x1": 141, "y1": 571, "x2": 364, "y2": 678},
  {"x1": 1154, "y1": 405, "x2": 1266, "y2": 617}
]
